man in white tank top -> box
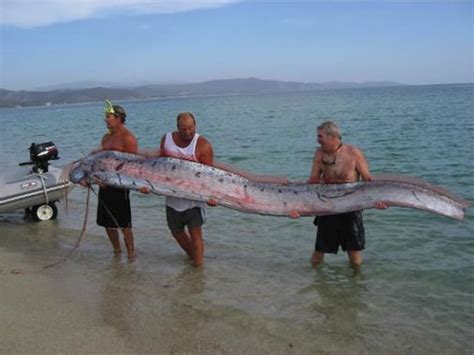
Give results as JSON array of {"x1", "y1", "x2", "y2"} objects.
[{"x1": 159, "y1": 112, "x2": 215, "y2": 267}]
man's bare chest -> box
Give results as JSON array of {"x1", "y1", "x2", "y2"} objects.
[
  {"x1": 321, "y1": 157, "x2": 357, "y2": 183},
  {"x1": 102, "y1": 134, "x2": 125, "y2": 151}
]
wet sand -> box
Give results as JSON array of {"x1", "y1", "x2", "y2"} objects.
[
  {"x1": 0, "y1": 199, "x2": 472, "y2": 354},
  {"x1": 0, "y1": 213, "x2": 317, "y2": 354},
  {"x1": 1, "y1": 251, "x2": 301, "y2": 353}
]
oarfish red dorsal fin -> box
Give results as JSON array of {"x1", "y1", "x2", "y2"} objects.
[
  {"x1": 373, "y1": 174, "x2": 470, "y2": 208},
  {"x1": 214, "y1": 160, "x2": 289, "y2": 184}
]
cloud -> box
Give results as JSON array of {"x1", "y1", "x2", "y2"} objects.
[{"x1": 2, "y1": 0, "x2": 237, "y2": 28}]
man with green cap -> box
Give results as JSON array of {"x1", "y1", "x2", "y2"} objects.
[{"x1": 96, "y1": 100, "x2": 138, "y2": 259}]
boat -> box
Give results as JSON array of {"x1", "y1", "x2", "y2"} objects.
[{"x1": 0, "y1": 142, "x2": 72, "y2": 221}]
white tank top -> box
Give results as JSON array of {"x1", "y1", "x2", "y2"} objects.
[{"x1": 164, "y1": 132, "x2": 206, "y2": 211}]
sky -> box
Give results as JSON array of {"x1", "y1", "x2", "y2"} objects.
[{"x1": 1, "y1": 0, "x2": 473, "y2": 90}]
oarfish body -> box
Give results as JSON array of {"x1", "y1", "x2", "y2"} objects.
[{"x1": 69, "y1": 151, "x2": 469, "y2": 220}]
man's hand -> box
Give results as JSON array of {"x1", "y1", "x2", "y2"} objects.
[
  {"x1": 207, "y1": 198, "x2": 218, "y2": 207},
  {"x1": 79, "y1": 179, "x2": 90, "y2": 188},
  {"x1": 289, "y1": 210, "x2": 300, "y2": 219},
  {"x1": 374, "y1": 201, "x2": 389, "y2": 209},
  {"x1": 79, "y1": 177, "x2": 105, "y2": 188},
  {"x1": 93, "y1": 177, "x2": 106, "y2": 188},
  {"x1": 139, "y1": 187, "x2": 151, "y2": 194}
]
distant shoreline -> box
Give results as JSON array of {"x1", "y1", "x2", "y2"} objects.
[{"x1": 1, "y1": 79, "x2": 472, "y2": 109}]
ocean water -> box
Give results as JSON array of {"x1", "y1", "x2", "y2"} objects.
[{"x1": 0, "y1": 84, "x2": 472, "y2": 353}]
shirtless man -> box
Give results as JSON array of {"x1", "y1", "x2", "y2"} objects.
[
  {"x1": 96, "y1": 103, "x2": 138, "y2": 259},
  {"x1": 305, "y1": 121, "x2": 386, "y2": 266}
]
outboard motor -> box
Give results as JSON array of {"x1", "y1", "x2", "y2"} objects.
[
  {"x1": 0, "y1": 141, "x2": 69, "y2": 222},
  {"x1": 19, "y1": 141, "x2": 60, "y2": 173}
]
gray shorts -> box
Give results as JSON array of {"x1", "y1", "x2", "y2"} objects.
[{"x1": 166, "y1": 206, "x2": 204, "y2": 233}]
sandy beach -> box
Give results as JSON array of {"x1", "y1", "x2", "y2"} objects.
[
  {"x1": 0, "y1": 239, "x2": 302, "y2": 353},
  {"x1": 0, "y1": 208, "x2": 322, "y2": 354}
]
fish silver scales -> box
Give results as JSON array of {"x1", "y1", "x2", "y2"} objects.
[{"x1": 69, "y1": 151, "x2": 469, "y2": 220}]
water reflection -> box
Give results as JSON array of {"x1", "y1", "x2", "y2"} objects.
[
  {"x1": 99, "y1": 261, "x2": 140, "y2": 336},
  {"x1": 173, "y1": 266, "x2": 206, "y2": 296},
  {"x1": 300, "y1": 265, "x2": 368, "y2": 341}
]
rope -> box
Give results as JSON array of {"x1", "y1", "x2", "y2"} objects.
[
  {"x1": 91, "y1": 185, "x2": 122, "y2": 229},
  {"x1": 34, "y1": 172, "x2": 50, "y2": 204},
  {"x1": 43, "y1": 187, "x2": 91, "y2": 269}
]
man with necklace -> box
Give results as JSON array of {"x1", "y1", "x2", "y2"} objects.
[{"x1": 305, "y1": 121, "x2": 387, "y2": 267}]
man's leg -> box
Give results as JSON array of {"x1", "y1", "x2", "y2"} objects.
[
  {"x1": 167, "y1": 206, "x2": 193, "y2": 260},
  {"x1": 122, "y1": 227, "x2": 135, "y2": 258},
  {"x1": 312, "y1": 215, "x2": 335, "y2": 265},
  {"x1": 105, "y1": 228, "x2": 121, "y2": 254},
  {"x1": 311, "y1": 250, "x2": 325, "y2": 265},
  {"x1": 171, "y1": 229, "x2": 193, "y2": 260},
  {"x1": 188, "y1": 227, "x2": 204, "y2": 267},
  {"x1": 347, "y1": 250, "x2": 362, "y2": 267},
  {"x1": 345, "y1": 211, "x2": 365, "y2": 267}
]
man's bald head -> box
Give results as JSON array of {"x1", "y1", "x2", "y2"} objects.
[
  {"x1": 177, "y1": 112, "x2": 196, "y2": 126},
  {"x1": 176, "y1": 112, "x2": 197, "y2": 143}
]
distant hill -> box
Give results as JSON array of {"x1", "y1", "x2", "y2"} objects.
[
  {"x1": 33, "y1": 80, "x2": 189, "y2": 91},
  {"x1": 0, "y1": 78, "x2": 406, "y2": 108},
  {"x1": 0, "y1": 87, "x2": 145, "y2": 108}
]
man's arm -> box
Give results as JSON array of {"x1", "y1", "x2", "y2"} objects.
[
  {"x1": 355, "y1": 147, "x2": 389, "y2": 209},
  {"x1": 95, "y1": 134, "x2": 108, "y2": 152},
  {"x1": 290, "y1": 150, "x2": 321, "y2": 218},
  {"x1": 158, "y1": 135, "x2": 167, "y2": 157},
  {"x1": 308, "y1": 150, "x2": 322, "y2": 183},
  {"x1": 354, "y1": 148, "x2": 372, "y2": 181},
  {"x1": 123, "y1": 133, "x2": 138, "y2": 154},
  {"x1": 196, "y1": 137, "x2": 217, "y2": 206},
  {"x1": 196, "y1": 137, "x2": 213, "y2": 166}
]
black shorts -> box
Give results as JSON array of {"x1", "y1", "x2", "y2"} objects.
[
  {"x1": 97, "y1": 186, "x2": 132, "y2": 228},
  {"x1": 166, "y1": 206, "x2": 204, "y2": 233},
  {"x1": 314, "y1": 211, "x2": 365, "y2": 254}
]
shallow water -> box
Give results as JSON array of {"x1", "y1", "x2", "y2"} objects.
[{"x1": 0, "y1": 84, "x2": 472, "y2": 353}]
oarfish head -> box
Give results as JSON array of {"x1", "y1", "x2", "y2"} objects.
[{"x1": 68, "y1": 155, "x2": 97, "y2": 184}]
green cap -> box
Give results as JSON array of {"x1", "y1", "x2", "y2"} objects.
[
  {"x1": 104, "y1": 100, "x2": 126, "y2": 122},
  {"x1": 104, "y1": 100, "x2": 115, "y2": 115}
]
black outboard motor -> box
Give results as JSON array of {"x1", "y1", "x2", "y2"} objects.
[{"x1": 19, "y1": 142, "x2": 60, "y2": 173}]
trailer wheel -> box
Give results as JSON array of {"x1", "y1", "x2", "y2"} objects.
[{"x1": 32, "y1": 202, "x2": 58, "y2": 221}]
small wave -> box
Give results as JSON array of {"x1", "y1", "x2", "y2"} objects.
[{"x1": 226, "y1": 156, "x2": 250, "y2": 163}]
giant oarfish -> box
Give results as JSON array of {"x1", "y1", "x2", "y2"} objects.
[{"x1": 69, "y1": 151, "x2": 469, "y2": 220}]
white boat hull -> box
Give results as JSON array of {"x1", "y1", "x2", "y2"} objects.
[{"x1": 0, "y1": 166, "x2": 71, "y2": 214}]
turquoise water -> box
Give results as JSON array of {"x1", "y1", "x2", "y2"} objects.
[{"x1": 0, "y1": 84, "x2": 473, "y2": 352}]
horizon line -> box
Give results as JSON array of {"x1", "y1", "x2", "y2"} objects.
[{"x1": 2, "y1": 77, "x2": 473, "y2": 92}]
